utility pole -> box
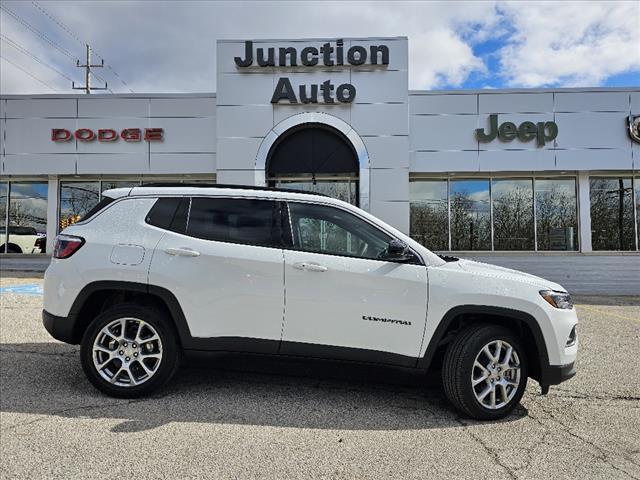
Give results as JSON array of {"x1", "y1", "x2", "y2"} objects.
[{"x1": 72, "y1": 44, "x2": 107, "y2": 94}]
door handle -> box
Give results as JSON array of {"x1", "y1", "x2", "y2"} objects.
[
  {"x1": 293, "y1": 261, "x2": 328, "y2": 272},
  {"x1": 165, "y1": 247, "x2": 200, "y2": 257}
]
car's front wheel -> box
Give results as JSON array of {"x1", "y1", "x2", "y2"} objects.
[
  {"x1": 442, "y1": 324, "x2": 528, "y2": 420},
  {"x1": 80, "y1": 304, "x2": 180, "y2": 398}
]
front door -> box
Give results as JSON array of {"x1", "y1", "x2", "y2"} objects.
[
  {"x1": 281, "y1": 201, "x2": 428, "y2": 363},
  {"x1": 149, "y1": 197, "x2": 285, "y2": 350}
]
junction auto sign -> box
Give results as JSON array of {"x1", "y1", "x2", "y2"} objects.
[{"x1": 51, "y1": 128, "x2": 164, "y2": 142}]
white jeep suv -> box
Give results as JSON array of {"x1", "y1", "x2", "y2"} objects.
[{"x1": 43, "y1": 184, "x2": 578, "y2": 420}]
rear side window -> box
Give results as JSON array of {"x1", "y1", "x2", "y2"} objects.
[
  {"x1": 78, "y1": 196, "x2": 115, "y2": 223},
  {"x1": 145, "y1": 197, "x2": 183, "y2": 230},
  {"x1": 187, "y1": 197, "x2": 280, "y2": 248}
]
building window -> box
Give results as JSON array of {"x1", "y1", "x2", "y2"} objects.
[
  {"x1": 535, "y1": 178, "x2": 578, "y2": 251},
  {"x1": 492, "y1": 179, "x2": 534, "y2": 251},
  {"x1": 636, "y1": 177, "x2": 640, "y2": 247},
  {"x1": 590, "y1": 177, "x2": 635, "y2": 251},
  {"x1": 0, "y1": 182, "x2": 7, "y2": 253},
  {"x1": 2, "y1": 182, "x2": 48, "y2": 254},
  {"x1": 101, "y1": 181, "x2": 140, "y2": 192},
  {"x1": 409, "y1": 176, "x2": 579, "y2": 252},
  {"x1": 273, "y1": 177, "x2": 358, "y2": 205},
  {"x1": 409, "y1": 180, "x2": 448, "y2": 251},
  {"x1": 450, "y1": 179, "x2": 491, "y2": 250},
  {"x1": 59, "y1": 180, "x2": 141, "y2": 231},
  {"x1": 59, "y1": 182, "x2": 101, "y2": 230}
]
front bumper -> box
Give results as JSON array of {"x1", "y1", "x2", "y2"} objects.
[{"x1": 42, "y1": 309, "x2": 77, "y2": 344}]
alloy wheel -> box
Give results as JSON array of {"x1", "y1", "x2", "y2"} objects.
[
  {"x1": 92, "y1": 317, "x2": 163, "y2": 387},
  {"x1": 471, "y1": 339, "x2": 522, "y2": 410}
]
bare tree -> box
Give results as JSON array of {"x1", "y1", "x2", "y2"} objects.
[
  {"x1": 410, "y1": 201, "x2": 448, "y2": 251},
  {"x1": 493, "y1": 186, "x2": 534, "y2": 250},
  {"x1": 589, "y1": 178, "x2": 634, "y2": 250}
]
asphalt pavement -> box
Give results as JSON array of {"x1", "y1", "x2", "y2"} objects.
[{"x1": 1, "y1": 276, "x2": 639, "y2": 479}]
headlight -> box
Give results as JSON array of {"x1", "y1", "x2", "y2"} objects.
[{"x1": 539, "y1": 290, "x2": 573, "y2": 309}]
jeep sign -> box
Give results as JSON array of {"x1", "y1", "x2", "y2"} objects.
[{"x1": 475, "y1": 114, "x2": 558, "y2": 146}]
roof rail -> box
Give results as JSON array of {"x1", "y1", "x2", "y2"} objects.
[{"x1": 137, "y1": 183, "x2": 330, "y2": 197}]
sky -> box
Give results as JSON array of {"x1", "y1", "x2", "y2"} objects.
[{"x1": 0, "y1": 1, "x2": 639, "y2": 95}]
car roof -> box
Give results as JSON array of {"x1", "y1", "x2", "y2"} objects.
[
  {"x1": 102, "y1": 184, "x2": 340, "y2": 205},
  {"x1": 140, "y1": 183, "x2": 330, "y2": 197}
]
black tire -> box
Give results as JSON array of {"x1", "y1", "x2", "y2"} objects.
[
  {"x1": 442, "y1": 324, "x2": 528, "y2": 420},
  {"x1": 2, "y1": 244, "x2": 22, "y2": 254},
  {"x1": 80, "y1": 303, "x2": 181, "y2": 398}
]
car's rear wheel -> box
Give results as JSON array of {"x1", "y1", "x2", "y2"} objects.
[
  {"x1": 80, "y1": 304, "x2": 180, "y2": 398},
  {"x1": 442, "y1": 324, "x2": 528, "y2": 420}
]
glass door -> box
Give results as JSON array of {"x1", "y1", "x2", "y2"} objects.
[{"x1": 271, "y1": 175, "x2": 359, "y2": 206}]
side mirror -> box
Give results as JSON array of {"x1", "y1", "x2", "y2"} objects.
[{"x1": 384, "y1": 239, "x2": 412, "y2": 262}]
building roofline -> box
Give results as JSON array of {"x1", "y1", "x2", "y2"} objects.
[
  {"x1": 3, "y1": 86, "x2": 638, "y2": 100},
  {"x1": 217, "y1": 36, "x2": 408, "y2": 43},
  {"x1": 409, "y1": 86, "x2": 640, "y2": 95},
  {"x1": 0, "y1": 93, "x2": 216, "y2": 100}
]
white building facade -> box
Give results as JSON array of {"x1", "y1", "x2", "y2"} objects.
[{"x1": 1, "y1": 37, "x2": 639, "y2": 293}]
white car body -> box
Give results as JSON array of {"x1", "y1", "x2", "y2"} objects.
[
  {"x1": 43, "y1": 185, "x2": 579, "y2": 415},
  {"x1": 1, "y1": 228, "x2": 44, "y2": 254}
]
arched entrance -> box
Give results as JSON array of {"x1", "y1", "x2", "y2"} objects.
[
  {"x1": 267, "y1": 123, "x2": 359, "y2": 205},
  {"x1": 255, "y1": 112, "x2": 370, "y2": 209}
]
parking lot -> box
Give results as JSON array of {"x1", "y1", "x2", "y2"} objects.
[{"x1": 1, "y1": 275, "x2": 639, "y2": 480}]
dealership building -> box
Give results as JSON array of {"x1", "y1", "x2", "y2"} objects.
[{"x1": 1, "y1": 37, "x2": 639, "y2": 293}]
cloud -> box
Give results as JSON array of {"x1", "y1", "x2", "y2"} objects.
[
  {"x1": 0, "y1": 1, "x2": 638, "y2": 95},
  {"x1": 1, "y1": 1, "x2": 497, "y2": 93},
  {"x1": 496, "y1": 1, "x2": 640, "y2": 87}
]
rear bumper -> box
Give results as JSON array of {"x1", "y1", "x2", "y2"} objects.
[
  {"x1": 42, "y1": 309, "x2": 77, "y2": 344},
  {"x1": 539, "y1": 361, "x2": 576, "y2": 386}
]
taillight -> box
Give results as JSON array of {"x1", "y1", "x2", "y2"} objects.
[{"x1": 53, "y1": 234, "x2": 85, "y2": 259}]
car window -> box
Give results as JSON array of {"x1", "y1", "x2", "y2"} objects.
[
  {"x1": 145, "y1": 197, "x2": 182, "y2": 230},
  {"x1": 186, "y1": 197, "x2": 281, "y2": 248},
  {"x1": 287, "y1": 202, "x2": 391, "y2": 260},
  {"x1": 6, "y1": 226, "x2": 38, "y2": 235},
  {"x1": 78, "y1": 196, "x2": 115, "y2": 223}
]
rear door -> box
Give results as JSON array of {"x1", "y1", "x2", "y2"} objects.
[
  {"x1": 280, "y1": 201, "x2": 428, "y2": 363},
  {"x1": 148, "y1": 196, "x2": 285, "y2": 350}
]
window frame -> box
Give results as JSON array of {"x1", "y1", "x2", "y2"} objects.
[
  {"x1": 283, "y1": 199, "x2": 424, "y2": 265},
  {"x1": 409, "y1": 174, "x2": 581, "y2": 252}
]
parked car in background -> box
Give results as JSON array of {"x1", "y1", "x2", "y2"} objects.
[{"x1": 1, "y1": 226, "x2": 46, "y2": 254}]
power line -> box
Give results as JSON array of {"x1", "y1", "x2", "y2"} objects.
[
  {"x1": 30, "y1": 1, "x2": 134, "y2": 93},
  {"x1": 0, "y1": 33, "x2": 77, "y2": 83},
  {"x1": 105, "y1": 65, "x2": 134, "y2": 93},
  {"x1": 91, "y1": 70, "x2": 114, "y2": 94},
  {"x1": 0, "y1": 4, "x2": 77, "y2": 60},
  {"x1": 30, "y1": 0, "x2": 83, "y2": 46},
  {"x1": 0, "y1": 54, "x2": 60, "y2": 92}
]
